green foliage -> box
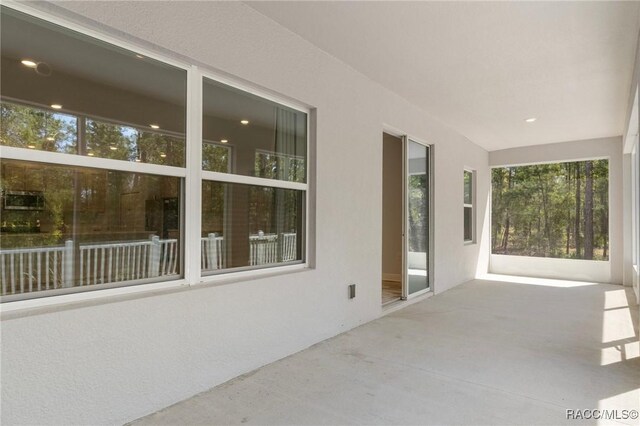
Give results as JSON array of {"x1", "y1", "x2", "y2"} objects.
[
  {"x1": 1, "y1": 103, "x2": 76, "y2": 152},
  {"x1": 408, "y1": 174, "x2": 428, "y2": 252},
  {"x1": 202, "y1": 143, "x2": 230, "y2": 173},
  {"x1": 491, "y1": 160, "x2": 609, "y2": 260}
]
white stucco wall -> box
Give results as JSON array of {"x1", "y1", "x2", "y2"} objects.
[
  {"x1": 622, "y1": 28, "x2": 639, "y2": 292},
  {"x1": 489, "y1": 137, "x2": 624, "y2": 284},
  {"x1": 0, "y1": 2, "x2": 490, "y2": 424}
]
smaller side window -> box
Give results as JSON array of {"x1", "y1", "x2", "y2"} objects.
[{"x1": 464, "y1": 170, "x2": 475, "y2": 243}]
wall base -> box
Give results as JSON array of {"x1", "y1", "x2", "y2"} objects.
[{"x1": 490, "y1": 254, "x2": 615, "y2": 284}]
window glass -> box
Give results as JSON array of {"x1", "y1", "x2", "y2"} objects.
[
  {"x1": 464, "y1": 207, "x2": 473, "y2": 241},
  {"x1": 202, "y1": 78, "x2": 307, "y2": 182},
  {"x1": 201, "y1": 181, "x2": 304, "y2": 272},
  {"x1": 0, "y1": 159, "x2": 182, "y2": 297},
  {"x1": 85, "y1": 119, "x2": 185, "y2": 167},
  {"x1": 1, "y1": 7, "x2": 187, "y2": 166},
  {"x1": 464, "y1": 170, "x2": 474, "y2": 242},
  {"x1": 0, "y1": 102, "x2": 77, "y2": 153},
  {"x1": 464, "y1": 170, "x2": 472, "y2": 205},
  {"x1": 491, "y1": 160, "x2": 609, "y2": 260},
  {"x1": 202, "y1": 142, "x2": 231, "y2": 173}
]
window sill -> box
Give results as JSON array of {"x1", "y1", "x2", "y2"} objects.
[
  {"x1": 1, "y1": 278, "x2": 189, "y2": 319},
  {"x1": 1, "y1": 263, "x2": 314, "y2": 319},
  {"x1": 464, "y1": 240, "x2": 476, "y2": 246},
  {"x1": 196, "y1": 262, "x2": 312, "y2": 288}
]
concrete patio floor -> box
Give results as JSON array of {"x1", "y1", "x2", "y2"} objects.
[{"x1": 132, "y1": 277, "x2": 640, "y2": 425}]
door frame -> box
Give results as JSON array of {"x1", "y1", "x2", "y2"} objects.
[{"x1": 382, "y1": 126, "x2": 434, "y2": 301}]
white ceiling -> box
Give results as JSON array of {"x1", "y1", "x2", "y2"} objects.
[{"x1": 247, "y1": 1, "x2": 640, "y2": 151}]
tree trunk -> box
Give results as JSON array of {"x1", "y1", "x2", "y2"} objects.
[
  {"x1": 584, "y1": 161, "x2": 594, "y2": 260},
  {"x1": 502, "y1": 168, "x2": 514, "y2": 254},
  {"x1": 566, "y1": 163, "x2": 572, "y2": 256},
  {"x1": 566, "y1": 215, "x2": 571, "y2": 255},
  {"x1": 539, "y1": 175, "x2": 551, "y2": 256},
  {"x1": 502, "y1": 216, "x2": 510, "y2": 254},
  {"x1": 600, "y1": 178, "x2": 609, "y2": 260}
]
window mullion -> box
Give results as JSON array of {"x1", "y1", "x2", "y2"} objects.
[
  {"x1": 185, "y1": 65, "x2": 203, "y2": 285},
  {"x1": 201, "y1": 170, "x2": 308, "y2": 191},
  {"x1": 0, "y1": 146, "x2": 187, "y2": 178}
]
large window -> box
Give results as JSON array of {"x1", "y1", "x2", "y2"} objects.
[
  {"x1": 0, "y1": 5, "x2": 309, "y2": 302},
  {"x1": 491, "y1": 160, "x2": 609, "y2": 260},
  {"x1": 201, "y1": 78, "x2": 307, "y2": 274},
  {"x1": 1, "y1": 160, "x2": 182, "y2": 297}
]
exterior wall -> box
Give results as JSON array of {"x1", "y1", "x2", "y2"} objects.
[
  {"x1": 622, "y1": 29, "x2": 640, "y2": 320},
  {"x1": 622, "y1": 27, "x2": 640, "y2": 296},
  {"x1": 489, "y1": 137, "x2": 624, "y2": 284},
  {"x1": 0, "y1": 2, "x2": 490, "y2": 424}
]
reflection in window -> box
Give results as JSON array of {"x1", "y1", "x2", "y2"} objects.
[
  {"x1": 1, "y1": 102, "x2": 186, "y2": 167},
  {"x1": 254, "y1": 150, "x2": 305, "y2": 182},
  {"x1": 202, "y1": 78, "x2": 306, "y2": 182},
  {"x1": 201, "y1": 181, "x2": 304, "y2": 272},
  {"x1": 0, "y1": 159, "x2": 183, "y2": 297},
  {"x1": 1, "y1": 102, "x2": 77, "y2": 153},
  {"x1": 202, "y1": 142, "x2": 231, "y2": 173},
  {"x1": 464, "y1": 170, "x2": 474, "y2": 242},
  {"x1": 85, "y1": 118, "x2": 184, "y2": 167},
  {"x1": 1, "y1": 6, "x2": 187, "y2": 166}
]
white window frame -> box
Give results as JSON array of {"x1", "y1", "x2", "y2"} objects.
[
  {"x1": 463, "y1": 168, "x2": 476, "y2": 244},
  {"x1": 0, "y1": 1, "x2": 312, "y2": 312},
  {"x1": 199, "y1": 71, "x2": 310, "y2": 281}
]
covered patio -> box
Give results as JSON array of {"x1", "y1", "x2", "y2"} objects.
[{"x1": 133, "y1": 276, "x2": 640, "y2": 425}]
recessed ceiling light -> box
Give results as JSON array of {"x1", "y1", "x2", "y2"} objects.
[
  {"x1": 87, "y1": 152, "x2": 95, "y2": 156},
  {"x1": 525, "y1": 117, "x2": 537, "y2": 123},
  {"x1": 150, "y1": 124, "x2": 160, "y2": 129},
  {"x1": 50, "y1": 104, "x2": 62, "y2": 110},
  {"x1": 160, "y1": 153, "x2": 167, "y2": 158},
  {"x1": 110, "y1": 146, "x2": 117, "y2": 150},
  {"x1": 135, "y1": 54, "x2": 144, "y2": 59},
  {"x1": 21, "y1": 59, "x2": 37, "y2": 68},
  {"x1": 27, "y1": 145, "x2": 36, "y2": 149},
  {"x1": 46, "y1": 136, "x2": 55, "y2": 141},
  {"x1": 240, "y1": 120, "x2": 249, "y2": 125},
  {"x1": 220, "y1": 139, "x2": 228, "y2": 143}
]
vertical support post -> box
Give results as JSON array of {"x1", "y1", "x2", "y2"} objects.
[
  {"x1": 207, "y1": 233, "x2": 217, "y2": 270},
  {"x1": 150, "y1": 235, "x2": 161, "y2": 278},
  {"x1": 63, "y1": 240, "x2": 74, "y2": 288}
]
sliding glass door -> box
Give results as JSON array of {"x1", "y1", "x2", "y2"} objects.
[{"x1": 404, "y1": 138, "x2": 431, "y2": 297}]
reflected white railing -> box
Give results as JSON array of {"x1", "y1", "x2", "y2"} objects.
[
  {"x1": 249, "y1": 233, "x2": 279, "y2": 266},
  {"x1": 78, "y1": 236, "x2": 178, "y2": 286},
  {"x1": 1, "y1": 236, "x2": 178, "y2": 296},
  {"x1": 0, "y1": 241, "x2": 73, "y2": 295},
  {"x1": 201, "y1": 232, "x2": 297, "y2": 271},
  {"x1": 201, "y1": 233, "x2": 225, "y2": 271},
  {"x1": 1, "y1": 232, "x2": 297, "y2": 295}
]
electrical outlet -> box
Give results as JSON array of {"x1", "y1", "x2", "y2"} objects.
[{"x1": 348, "y1": 284, "x2": 356, "y2": 299}]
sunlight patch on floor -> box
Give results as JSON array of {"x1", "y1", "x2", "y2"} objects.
[
  {"x1": 597, "y1": 388, "x2": 640, "y2": 423},
  {"x1": 600, "y1": 289, "x2": 639, "y2": 366},
  {"x1": 604, "y1": 289, "x2": 632, "y2": 309},
  {"x1": 600, "y1": 341, "x2": 640, "y2": 366},
  {"x1": 477, "y1": 273, "x2": 599, "y2": 288}
]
